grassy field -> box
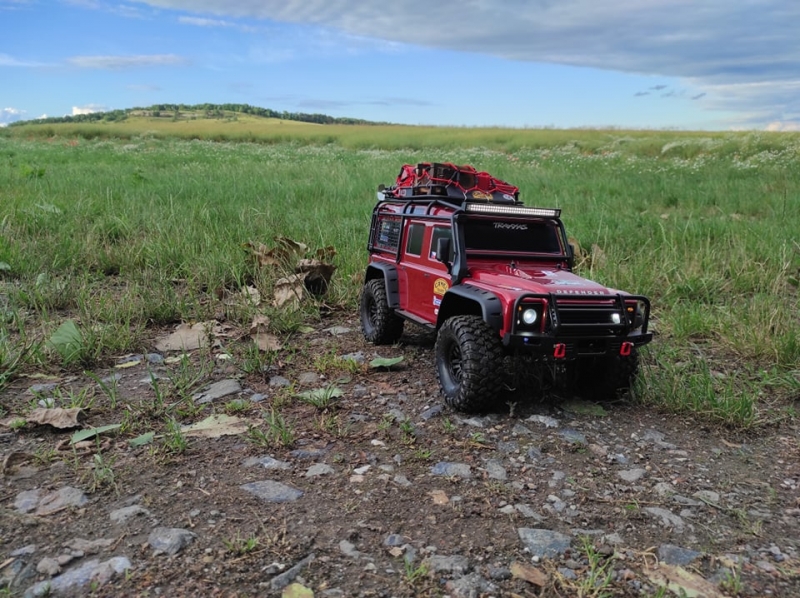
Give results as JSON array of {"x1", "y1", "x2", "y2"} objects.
[{"x1": 1, "y1": 121, "x2": 799, "y2": 426}]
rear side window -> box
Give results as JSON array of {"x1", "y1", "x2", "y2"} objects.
[
  {"x1": 405, "y1": 223, "x2": 425, "y2": 256},
  {"x1": 375, "y1": 217, "x2": 401, "y2": 251}
]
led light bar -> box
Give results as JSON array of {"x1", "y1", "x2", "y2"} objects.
[{"x1": 465, "y1": 203, "x2": 561, "y2": 218}]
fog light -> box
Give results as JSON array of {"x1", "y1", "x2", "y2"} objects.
[
  {"x1": 522, "y1": 308, "x2": 538, "y2": 325},
  {"x1": 611, "y1": 313, "x2": 621, "y2": 324}
]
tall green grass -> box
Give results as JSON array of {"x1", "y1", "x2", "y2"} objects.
[{"x1": 1, "y1": 125, "x2": 799, "y2": 425}]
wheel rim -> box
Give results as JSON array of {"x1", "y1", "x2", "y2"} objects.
[
  {"x1": 366, "y1": 296, "x2": 379, "y2": 328},
  {"x1": 445, "y1": 341, "x2": 463, "y2": 384}
]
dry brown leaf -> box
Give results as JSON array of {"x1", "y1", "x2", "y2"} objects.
[
  {"x1": 644, "y1": 564, "x2": 724, "y2": 598},
  {"x1": 275, "y1": 235, "x2": 309, "y2": 256},
  {"x1": 296, "y1": 259, "x2": 337, "y2": 296},
  {"x1": 27, "y1": 407, "x2": 85, "y2": 429},
  {"x1": 250, "y1": 315, "x2": 282, "y2": 352},
  {"x1": 510, "y1": 561, "x2": 548, "y2": 587},
  {"x1": 154, "y1": 322, "x2": 212, "y2": 352},
  {"x1": 1, "y1": 451, "x2": 34, "y2": 475},
  {"x1": 430, "y1": 490, "x2": 449, "y2": 505},
  {"x1": 182, "y1": 414, "x2": 252, "y2": 438},
  {"x1": 273, "y1": 274, "x2": 306, "y2": 308},
  {"x1": 315, "y1": 245, "x2": 337, "y2": 261},
  {"x1": 243, "y1": 241, "x2": 286, "y2": 267}
]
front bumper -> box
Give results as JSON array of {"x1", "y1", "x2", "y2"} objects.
[{"x1": 502, "y1": 330, "x2": 653, "y2": 358}]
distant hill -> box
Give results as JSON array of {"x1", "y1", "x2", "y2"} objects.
[{"x1": 8, "y1": 103, "x2": 387, "y2": 127}]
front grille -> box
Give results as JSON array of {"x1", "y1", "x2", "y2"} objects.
[{"x1": 553, "y1": 300, "x2": 624, "y2": 336}]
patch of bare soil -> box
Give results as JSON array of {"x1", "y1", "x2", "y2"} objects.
[{"x1": 2, "y1": 313, "x2": 800, "y2": 597}]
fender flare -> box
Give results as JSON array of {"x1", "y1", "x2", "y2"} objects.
[
  {"x1": 364, "y1": 264, "x2": 400, "y2": 309},
  {"x1": 436, "y1": 284, "x2": 503, "y2": 333}
]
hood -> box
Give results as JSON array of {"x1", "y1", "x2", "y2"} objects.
[{"x1": 468, "y1": 263, "x2": 612, "y2": 296}]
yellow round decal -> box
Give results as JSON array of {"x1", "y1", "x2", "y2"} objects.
[{"x1": 433, "y1": 278, "x2": 449, "y2": 295}]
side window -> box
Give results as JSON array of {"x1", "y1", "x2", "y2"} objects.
[
  {"x1": 375, "y1": 217, "x2": 401, "y2": 251},
  {"x1": 429, "y1": 226, "x2": 453, "y2": 261},
  {"x1": 405, "y1": 223, "x2": 425, "y2": 256}
]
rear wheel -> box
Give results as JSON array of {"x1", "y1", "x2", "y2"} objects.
[
  {"x1": 435, "y1": 315, "x2": 504, "y2": 412},
  {"x1": 360, "y1": 279, "x2": 404, "y2": 345}
]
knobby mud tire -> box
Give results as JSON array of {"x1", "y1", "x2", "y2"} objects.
[
  {"x1": 360, "y1": 279, "x2": 404, "y2": 345},
  {"x1": 435, "y1": 315, "x2": 504, "y2": 413}
]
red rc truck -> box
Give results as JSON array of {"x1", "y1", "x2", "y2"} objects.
[{"x1": 359, "y1": 163, "x2": 653, "y2": 412}]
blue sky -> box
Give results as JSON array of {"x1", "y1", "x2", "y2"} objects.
[{"x1": 2, "y1": 0, "x2": 798, "y2": 130}]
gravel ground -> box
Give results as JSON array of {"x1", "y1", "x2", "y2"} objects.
[{"x1": 2, "y1": 314, "x2": 800, "y2": 597}]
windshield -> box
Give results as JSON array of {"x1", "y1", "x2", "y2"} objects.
[{"x1": 463, "y1": 217, "x2": 564, "y2": 255}]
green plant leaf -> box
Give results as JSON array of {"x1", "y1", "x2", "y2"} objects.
[
  {"x1": 48, "y1": 320, "x2": 84, "y2": 363},
  {"x1": 369, "y1": 356, "x2": 404, "y2": 369},
  {"x1": 70, "y1": 423, "x2": 121, "y2": 444},
  {"x1": 0, "y1": 262, "x2": 10, "y2": 272},
  {"x1": 129, "y1": 431, "x2": 156, "y2": 447},
  {"x1": 297, "y1": 386, "x2": 344, "y2": 401}
]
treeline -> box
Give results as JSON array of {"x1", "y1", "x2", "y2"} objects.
[{"x1": 8, "y1": 103, "x2": 384, "y2": 127}]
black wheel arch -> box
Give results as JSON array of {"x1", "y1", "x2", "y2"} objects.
[
  {"x1": 364, "y1": 264, "x2": 399, "y2": 309},
  {"x1": 436, "y1": 285, "x2": 503, "y2": 333}
]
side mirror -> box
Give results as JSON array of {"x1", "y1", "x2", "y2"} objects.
[{"x1": 436, "y1": 237, "x2": 452, "y2": 267}]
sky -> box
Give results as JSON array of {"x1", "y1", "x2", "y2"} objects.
[{"x1": 1, "y1": 0, "x2": 799, "y2": 130}]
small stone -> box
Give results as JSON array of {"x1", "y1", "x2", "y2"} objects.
[
  {"x1": 618, "y1": 468, "x2": 647, "y2": 483},
  {"x1": 658, "y1": 544, "x2": 702, "y2": 566},
  {"x1": 431, "y1": 462, "x2": 471, "y2": 478},
  {"x1": 305, "y1": 464, "x2": 334, "y2": 477},
  {"x1": 559, "y1": 429, "x2": 587, "y2": 445},
  {"x1": 14, "y1": 489, "x2": 41, "y2": 513},
  {"x1": 148, "y1": 527, "x2": 196, "y2": 556},
  {"x1": 645, "y1": 507, "x2": 686, "y2": 532},
  {"x1": 192, "y1": 379, "x2": 242, "y2": 404},
  {"x1": 242, "y1": 455, "x2": 291, "y2": 470},
  {"x1": 55, "y1": 554, "x2": 75, "y2": 566},
  {"x1": 146, "y1": 353, "x2": 164, "y2": 364},
  {"x1": 340, "y1": 351, "x2": 365, "y2": 363},
  {"x1": 109, "y1": 505, "x2": 151, "y2": 524},
  {"x1": 64, "y1": 538, "x2": 114, "y2": 555},
  {"x1": 425, "y1": 554, "x2": 470, "y2": 574},
  {"x1": 241, "y1": 480, "x2": 303, "y2": 503},
  {"x1": 692, "y1": 490, "x2": 720, "y2": 504},
  {"x1": 36, "y1": 558, "x2": 61, "y2": 576},
  {"x1": 339, "y1": 540, "x2": 363, "y2": 559},
  {"x1": 527, "y1": 414, "x2": 559, "y2": 428},
  {"x1": 517, "y1": 528, "x2": 572, "y2": 558},
  {"x1": 353, "y1": 465, "x2": 371, "y2": 475},
  {"x1": 297, "y1": 372, "x2": 319, "y2": 385},
  {"x1": 249, "y1": 393, "x2": 267, "y2": 403},
  {"x1": 393, "y1": 475, "x2": 412, "y2": 487},
  {"x1": 484, "y1": 459, "x2": 507, "y2": 481},
  {"x1": 11, "y1": 545, "x2": 37, "y2": 557},
  {"x1": 384, "y1": 534, "x2": 406, "y2": 547},
  {"x1": 420, "y1": 405, "x2": 443, "y2": 420},
  {"x1": 35, "y1": 486, "x2": 88, "y2": 515},
  {"x1": 324, "y1": 326, "x2": 352, "y2": 336},
  {"x1": 269, "y1": 376, "x2": 291, "y2": 388}
]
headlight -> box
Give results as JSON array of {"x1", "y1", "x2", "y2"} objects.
[
  {"x1": 611, "y1": 312, "x2": 621, "y2": 324},
  {"x1": 522, "y1": 308, "x2": 538, "y2": 325}
]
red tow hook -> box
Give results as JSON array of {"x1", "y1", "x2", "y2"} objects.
[
  {"x1": 553, "y1": 343, "x2": 566, "y2": 359},
  {"x1": 620, "y1": 342, "x2": 633, "y2": 357}
]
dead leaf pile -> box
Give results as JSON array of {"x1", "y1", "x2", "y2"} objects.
[{"x1": 245, "y1": 237, "x2": 337, "y2": 308}]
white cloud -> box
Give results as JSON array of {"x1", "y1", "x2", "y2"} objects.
[
  {"x1": 67, "y1": 54, "x2": 189, "y2": 69},
  {"x1": 0, "y1": 107, "x2": 26, "y2": 126},
  {"x1": 178, "y1": 15, "x2": 255, "y2": 31},
  {"x1": 134, "y1": 0, "x2": 800, "y2": 128},
  {"x1": 0, "y1": 53, "x2": 51, "y2": 67},
  {"x1": 72, "y1": 104, "x2": 108, "y2": 115}
]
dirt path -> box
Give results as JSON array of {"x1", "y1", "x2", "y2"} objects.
[{"x1": 2, "y1": 315, "x2": 800, "y2": 597}]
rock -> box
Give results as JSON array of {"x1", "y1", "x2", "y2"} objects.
[
  {"x1": 269, "y1": 553, "x2": 315, "y2": 591},
  {"x1": 36, "y1": 558, "x2": 61, "y2": 576},
  {"x1": 297, "y1": 372, "x2": 319, "y2": 385},
  {"x1": 654, "y1": 482, "x2": 675, "y2": 497},
  {"x1": 192, "y1": 379, "x2": 242, "y2": 404},
  {"x1": 512, "y1": 423, "x2": 535, "y2": 436},
  {"x1": 393, "y1": 475, "x2": 412, "y2": 487},
  {"x1": 484, "y1": 459, "x2": 507, "y2": 481},
  {"x1": 517, "y1": 529, "x2": 572, "y2": 558},
  {"x1": 148, "y1": 527, "x2": 196, "y2": 556},
  {"x1": 528, "y1": 414, "x2": 559, "y2": 428},
  {"x1": 11, "y1": 545, "x2": 37, "y2": 557},
  {"x1": 339, "y1": 540, "x2": 366, "y2": 559},
  {"x1": 242, "y1": 455, "x2": 292, "y2": 470},
  {"x1": 109, "y1": 505, "x2": 151, "y2": 525},
  {"x1": 445, "y1": 572, "x2": 495, "y2": 597},
  {"x1": 249, "y1": 393, "x2": 267, "y2": 403},
  {"x1": 35, "y1": 487, "x2": 88, "y2": 515},
  {"x1": 618, "y1": 468, "x2": 647, "y2": 483},
  {"x1": 658, "y1": 544, "x2": 702, "y2": 566},
  {"x1": 269, "y1": 376, "x2": 291, "y2": 388},
  {"x1": 305, "y1": 464, "x2": 334, "y2": 477},
  {"x1": 290, "y1": 447, "x2": 329, "y2": 460},
  {"x1": 341, "y1": 351, "x2": 365, "y2": 363},
  {"x1": 425, "y1": 554, "x2": 470, "y2": 574},
  {"x1": 420, "y1": 405, "x2": 443, "y2": 420},
  {"x1": 23, "y1": 557, "x2": 131, "y2": 597},
  {"x1": 324, "y1": 326, "x2": 351, "y2": 336},
  {"x1": 431, "y1": 462, "x2": 472, "y2": 478},
  {"x1": 14, "y1": 489, "x2": 41, "y2": 513},
  {"x1": 558, "y1": 429, "x2": 587, "y2": 445},
  {"x1": 29, "y1": 383, "x2": 58, "y2": 395},
  {"x1": 645, "y1": 507, "x2": 686, "y2": 532},
  {"x1": 514, "y1": 504, "x2": 544, "y2": 521},
  {"x1": 241, "y1": 481, "x2": 303, "y2": 503},
  {"x1": 384, "y1": 534, "x2": 406, "y2": 547}
]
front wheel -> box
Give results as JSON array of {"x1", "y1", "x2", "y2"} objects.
[
  {"x1": 360, "y1": 279, "x2": 404, "y2": 345},
  {"x1": 435, "y1": 315, "x2": 504, "y2": 412}
]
